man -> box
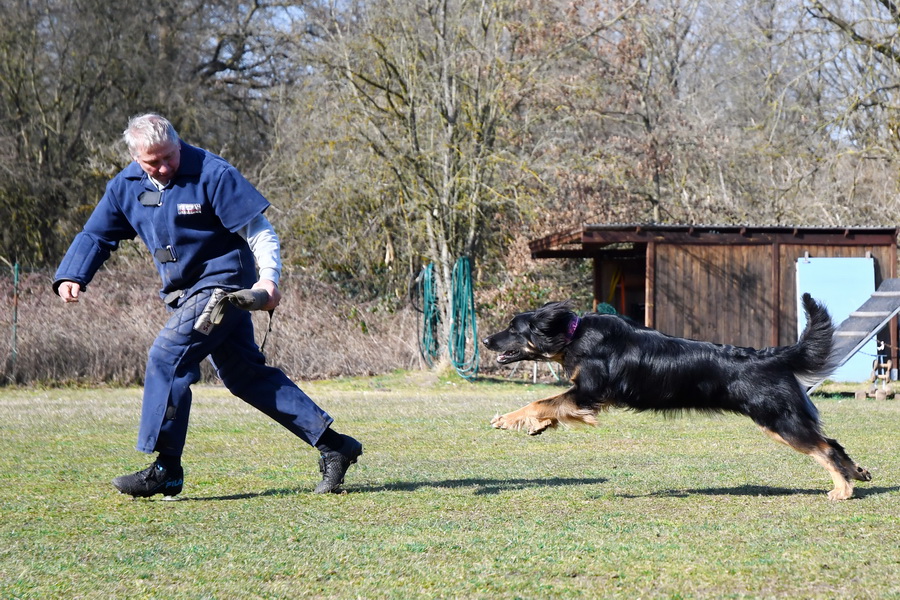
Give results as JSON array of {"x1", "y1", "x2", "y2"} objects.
[{"x1": 53, "y1": 113, "x2": 362, "y2": 498}]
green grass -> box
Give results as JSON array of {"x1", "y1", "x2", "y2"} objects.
[{"x1": 1, "y1": 376, "x2": 899, "y2": 599}]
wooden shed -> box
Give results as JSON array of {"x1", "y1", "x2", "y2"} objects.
[{"x1": 529, "y1": 224, "x2": 899, "y2": 358}]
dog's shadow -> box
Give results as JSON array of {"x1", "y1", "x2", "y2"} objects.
[
  {"x1": 615, "y1": 484, "x2": 900, "y2": 499},
  {"x1": 180, "y1": 477, "x2": 608, "y2": 502}
]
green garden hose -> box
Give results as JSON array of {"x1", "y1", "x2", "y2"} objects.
[
  {"x1": 417, "y1": 263, "x2": 441, "y2": 368},
  {"x1": 416, "y1": 257, "x2": 479, "y2": 379},
  {"x1": 449, "y1": 257, "x2": 479, "y2": 380}
]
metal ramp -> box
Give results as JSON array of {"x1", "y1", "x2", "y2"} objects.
[{"x1": 810, "y1": 278, "x2": 900, "y2": 391}]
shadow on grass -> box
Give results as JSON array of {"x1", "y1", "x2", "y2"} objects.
[
  {"x1": 174, "y1": 476, "x2": 897, "y2": 502},
  {"x1": 475, "y1": 375, "x2": 568, "y2": 387},
  {"x1": 181, "y1": 477, "x2": 608, "y2": 501},
  {"x1": 351, "y1": 476, "x2": 607, "y2": 495},
  {"x1": 615, "y1": 484, "x2": 900, "y2": 499}
]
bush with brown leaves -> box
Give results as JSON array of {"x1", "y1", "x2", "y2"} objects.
[{"x1": 0, "y1": 267, "x2": 421, "y2": 386}]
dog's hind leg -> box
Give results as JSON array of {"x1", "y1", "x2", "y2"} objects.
[
  {"x1": 491, "y1": 389, "x2": 597, "y2": 436},
  {"x1": 761, "y1": 426, "x2": 868, "y2": 501}
]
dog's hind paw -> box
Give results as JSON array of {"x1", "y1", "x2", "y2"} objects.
[
  {"x1": 827, "y1": 487, "x2": 854, "y2": 501},
  {"x1": 525, "y1": 417, "x2": 555, "y2": 436},
  {"x1": 854, "y1": 466, "x2": 872, "y2": 482}
]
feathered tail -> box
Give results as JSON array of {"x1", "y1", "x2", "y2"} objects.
[{"x1": 782, "y1": 293, "x2": 838, "y2": 388}]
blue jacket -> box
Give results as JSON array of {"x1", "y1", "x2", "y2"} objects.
[{"x1": 53, "y1": 143, "x2": 270, "y2": 302}]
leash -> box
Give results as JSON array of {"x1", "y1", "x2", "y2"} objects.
[{"x1": 259, "y1": 309, "x2": 275, "y2": 353}]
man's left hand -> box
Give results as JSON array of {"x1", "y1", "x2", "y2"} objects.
[{"x1": 252, "y1": 279, "x2": 281, "y2": 311}]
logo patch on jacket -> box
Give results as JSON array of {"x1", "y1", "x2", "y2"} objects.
[{"x1": 177, "y1": 203, "x2": 202, "y2": 215}]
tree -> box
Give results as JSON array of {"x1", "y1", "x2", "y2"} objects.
[
  {"x1": 523, "y1": 0, "x2": 900, "y2": 229},
  {"x1": 268, "y1": 0, "x2": 638, "y2": 359},
  {"x1": 0, "y1": 0, "x2": 308, "y2": 265},
  {"x1": 805, "y1": 1, "x2": 900, "y2": 159},
  {"x1": 333, "y1": 0, "x2": 521, "y2": 321}
]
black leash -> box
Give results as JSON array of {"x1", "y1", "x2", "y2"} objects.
[{"x1": 260, "y1": 309, "x2": 275, "y2": 353}]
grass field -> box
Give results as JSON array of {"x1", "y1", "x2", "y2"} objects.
[{"x1": 1, "y1": 373, "x2": 899, "y2": 599}]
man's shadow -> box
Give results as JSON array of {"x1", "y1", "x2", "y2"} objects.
[
  {"x1": 350, "y1": 476, "x2": 608, "y2": 495},
  {"x1": 180, "y1": 476, "x2": 608, "y2": 501}
]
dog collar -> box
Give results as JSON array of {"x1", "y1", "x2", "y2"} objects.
[{"x1": 565, "y1": 316, "x2": 581, "y2": 341}]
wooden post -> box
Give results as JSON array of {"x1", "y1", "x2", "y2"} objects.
[
  {"x1": 645, "y1": 241, "x2": 656, "y2": 328},
  {"x1": 772, "y1": 242, "x2": 781, "y2": 347},
  {"x1": 592, "y1": 257, "x2": 602, "y2": 312},
  {"x1": 891, "y1": 235, "x2": 899, "y2": 377}
]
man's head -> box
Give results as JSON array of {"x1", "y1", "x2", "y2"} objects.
[{"x1": 123, "y1": 114, "x2": 181, "y2": 185}]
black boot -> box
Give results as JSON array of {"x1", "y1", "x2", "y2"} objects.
[
  {"x1": 112, "y1": 460, "x2": 184, "y2": 499},
  {"x1": 314, "y1": 430, "x2": 363, "y2": 494}
]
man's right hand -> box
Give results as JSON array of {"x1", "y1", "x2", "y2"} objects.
[{"x1": 58, "y1": 281, "x2": 82, "y2": 303}]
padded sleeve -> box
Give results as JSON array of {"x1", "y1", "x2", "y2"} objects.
[
  {"x1": 52, "y1": 232, "x2": 116, "y2": 294},
  {"x1": 52, "y1": 189, "x2": 136, "y2": 294}
]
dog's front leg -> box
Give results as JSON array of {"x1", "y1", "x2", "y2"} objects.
[
  {"x1": 491, "y1": 398, "x2": 558, "y2": 435},
  {"x1": 491, "y1": 389, "x2": 596, "y2": 435}
]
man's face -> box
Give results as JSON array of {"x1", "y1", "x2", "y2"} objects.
[{"x1": 133, "y1": 141, "x2": 181, "y2": 185}]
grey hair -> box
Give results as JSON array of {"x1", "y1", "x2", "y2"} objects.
[{"x1": 123, "y1": 113, "x2": 180, "y2": 156}]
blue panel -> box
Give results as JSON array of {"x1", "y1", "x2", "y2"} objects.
[{"x1": 796, "y1": 257, "x2": 876, "y2": 382}]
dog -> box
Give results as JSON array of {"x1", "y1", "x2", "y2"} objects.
[{"x1": 482, "y1": 295, "x2": 871, "y2": 500}]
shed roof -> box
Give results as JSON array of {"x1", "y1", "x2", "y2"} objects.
[{"x1": 530, "y1": 224, "x2": 900, "y2": 258}]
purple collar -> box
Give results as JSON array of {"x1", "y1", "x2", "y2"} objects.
[{"x1": 565, "y1": 316, "x2": 581, "y2": 342}]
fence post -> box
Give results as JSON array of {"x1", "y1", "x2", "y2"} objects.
[{"x1": 8, "y1": 261, "x2": 18, "y2": 382}]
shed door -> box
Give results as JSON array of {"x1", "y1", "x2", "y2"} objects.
[{"x1": 796, "y1": 256, "x2": 876, "y2": 382}]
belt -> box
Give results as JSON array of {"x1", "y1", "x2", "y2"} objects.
[{"x1": 163, "y1": 289, "x2": 185, "y2": 306}]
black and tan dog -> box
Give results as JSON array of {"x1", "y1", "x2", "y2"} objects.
[{"x1": 483, "y1": 295, "x2": 871, "y2": 500}]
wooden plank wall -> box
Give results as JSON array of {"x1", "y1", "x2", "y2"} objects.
[
  {"x1": 654, "y1": 244, "x2": 774, "y2": 347},
  {"x1": 652, "y1": 242, "x2": 894, "y2": 349}
]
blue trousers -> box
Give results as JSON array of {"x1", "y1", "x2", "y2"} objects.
[{"x1": 137, "y1": 288, "x2": 333, "y2": 455}]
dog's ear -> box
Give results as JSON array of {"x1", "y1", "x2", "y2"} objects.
[
  {"x1": 530, "y1": 301, "x2": 577, "y2": 353},
  {"x1": 535, "y1": 300, "x2": 576, "y2": 322}
]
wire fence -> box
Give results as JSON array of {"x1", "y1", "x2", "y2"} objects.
[
  {"x1": 0, "y1": 265, "x2": 426, "y2": 386},
  {"x1": 1, "y1": 260, "x2": 19, "y2": 383}
]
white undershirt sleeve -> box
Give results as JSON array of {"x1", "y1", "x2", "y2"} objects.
[{"x1": 238, "y1": 213, "x2": 282, "y2": 286}]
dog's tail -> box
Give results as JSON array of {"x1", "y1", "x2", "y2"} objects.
[{"x1": 782, "y1": 293, "x2": 838, "y2": 388}]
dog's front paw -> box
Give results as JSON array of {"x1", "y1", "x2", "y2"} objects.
[
  {"x1": 491, "y1": 412, "x2": 516, "y2": 430},
  {"x1": 491, "y1": 412, "x2": 531, "y2": 432},
  {"x1": 827, "y1": 487, "x2": 853, "y2": 501},
  {"x1": 491, "y1": 412, "x2": 554, "y2": 436}
]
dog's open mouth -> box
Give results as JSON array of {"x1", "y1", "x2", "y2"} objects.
[{"x1": 497, "y1": 351, "x2": 522, "y2": 364}]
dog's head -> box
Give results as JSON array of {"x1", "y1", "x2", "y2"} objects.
[{"x1": 482, "y1": 301, "x2": 579, "y2": 364}]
